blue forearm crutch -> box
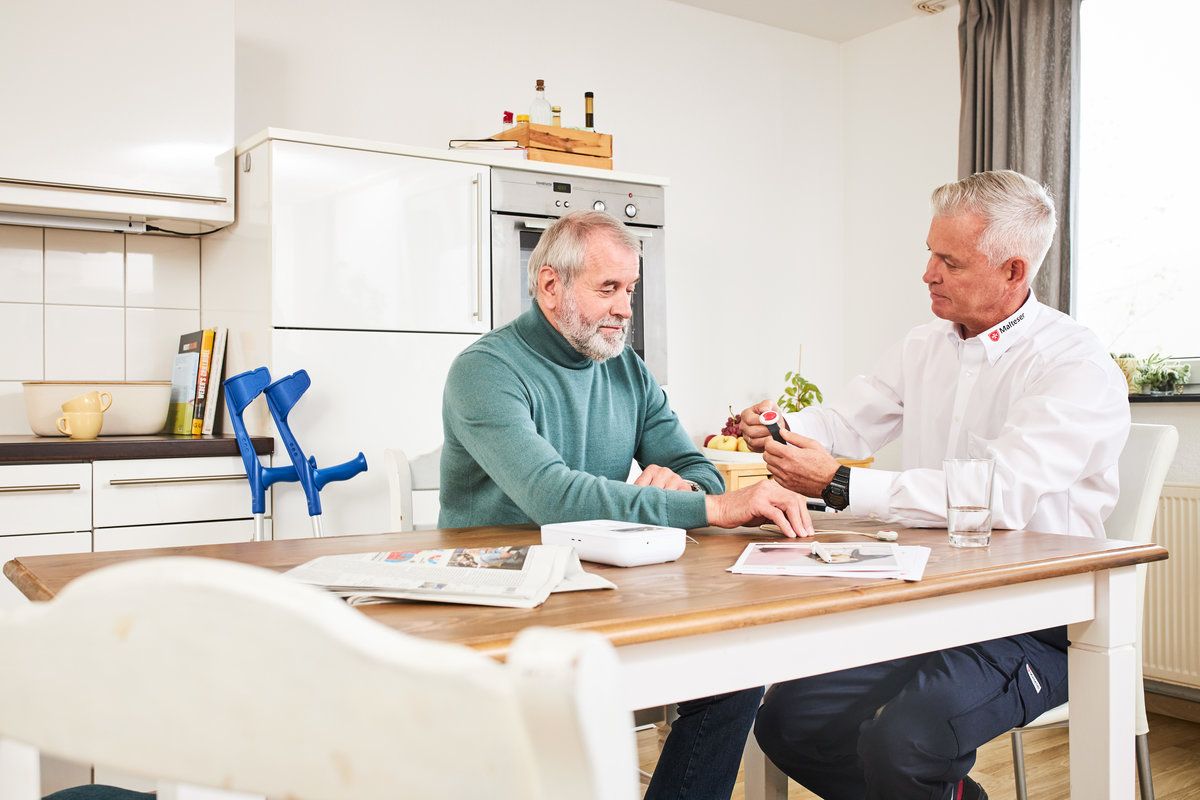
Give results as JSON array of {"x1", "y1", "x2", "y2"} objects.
[
  {"x1": 263, "y1": 369, "x2": 368, "y2": 538},
  {"x1": 224, "y1": 367, "x2": 300, "y2": 542}
]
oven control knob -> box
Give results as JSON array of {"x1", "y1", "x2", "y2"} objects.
[
  {"x1": 554, "y1": 200, "x2": 562, "y2": 207},
  {"x1": 624, "y1": 203, "x2": 638, "y2": 218},
  {"x1": 564, "y1": 201, "x2": 570, "y2": 208},
  {"x1": 593, "y1": 200, "x2": 606, "y2": 212}
]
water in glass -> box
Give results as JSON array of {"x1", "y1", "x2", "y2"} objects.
[{"x1": 948, "y1": 505, "x2": 992, "y2": 547}]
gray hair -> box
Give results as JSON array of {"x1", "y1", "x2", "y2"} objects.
[
  {"x1": 931, "y1": 170, "x2": 1057, "y2": 280},
  {"x1": 527, "y1": 210, "x2": 640, "y2": 297}
]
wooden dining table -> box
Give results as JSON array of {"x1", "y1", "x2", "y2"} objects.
[{"x1": 5, "y1": 520, "x2": 1166, "y2": 799}]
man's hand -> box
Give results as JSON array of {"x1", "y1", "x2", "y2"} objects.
[
  {"x1": 738, "y1": 399, "x2": 785, "y2": 452},
  {"x1": 763, "y1": 428, "x2": 840, "y2": 496},
  {"x1": 634, "y1": 464, "x2": 694, "y2": 492},
  {"x1": 704, "y1": 480, "x2": 814, "y2": 537}
]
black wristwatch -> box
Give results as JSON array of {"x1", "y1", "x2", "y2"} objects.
[{"x1": 821, "y1": 466, "x2": 852, "y2": 511}]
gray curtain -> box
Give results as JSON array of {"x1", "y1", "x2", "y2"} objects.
[{"x1": 958, "y1": 0, "x2": 1080, "y2": 314}]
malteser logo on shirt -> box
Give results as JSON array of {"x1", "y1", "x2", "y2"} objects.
[{"x1": 987, "y1": 311, "x2": 1026, "y2": 343}]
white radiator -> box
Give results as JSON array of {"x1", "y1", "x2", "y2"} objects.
[{"x1": 1142, "y1": 483, "x2": 1200, "y2": 691}]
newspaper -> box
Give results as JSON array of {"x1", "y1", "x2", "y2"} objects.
[
  {"x1": 284, "y1": 544, "x2": 616, "y2": 609},
  {"x1": 729, "y1": 542, "x2": 931, "y2": 581}
]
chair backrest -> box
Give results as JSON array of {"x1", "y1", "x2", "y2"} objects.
[
  {"x1": 384, "y1": 447, "x2": 442, "y2": 531},
  {"x1": 1104, "y1": 422, "x2": 1178, "y2": 736},
  {"x1": 1105, "y1": 423, "x2": 1178, "y2": 544},
  {"x1": 0, "y1": 557, "x2": 637, "y2": 800}
]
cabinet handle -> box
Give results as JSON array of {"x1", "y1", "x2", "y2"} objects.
[
  {"x1": 0, "y1": 483, "x2": 82, "y2": 493},
  {"x1": 0, "y1": 176, "x2": 227, "y2": 204},
  {"x1": 108, "y1": 474, "x2": 246, "y2": 487},
  {"x1": 472, "y1": 174, "x2": 485, "y2": 322},
  {"x1": 518, "y1": 220, "x2": 550, "y2": 230}
]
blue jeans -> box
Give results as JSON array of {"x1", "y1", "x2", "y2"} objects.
[{"x1": 645, "y1": 686, "x2": 765, "y2": 800}]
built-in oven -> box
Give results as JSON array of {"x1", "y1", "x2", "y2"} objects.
[{"x1": 490, "y1": 167, "x2": 668, "y2": 382}]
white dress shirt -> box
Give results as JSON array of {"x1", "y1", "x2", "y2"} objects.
[{"x1": 786, "y1": 292, "x2": 1130, "y2": 538}]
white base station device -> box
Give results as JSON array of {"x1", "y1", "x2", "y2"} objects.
[{"x1": 540, "y1": 520, "x2": 687, "y2": 567}]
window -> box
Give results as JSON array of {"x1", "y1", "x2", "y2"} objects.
[{"x1": 1075, "y1": 0, "x2": 1199, "y2": 371}]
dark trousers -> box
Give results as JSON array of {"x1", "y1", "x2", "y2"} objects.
[
  {"x1": 645, "y1": 687, "x2": 765, "y2": 800},
  {"x1": 754, "y1": 630, "x2": 1069, "y2": 800}
]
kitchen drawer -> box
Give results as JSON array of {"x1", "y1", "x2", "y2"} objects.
[
  {"x1": 0, "y1": 531, "x2": 91, "y2": 607},
  {"x1": 0, "y1": 463, "x2": 92, "y2": 537},
  {"x1": 93, "y1": 519, "x2": 268, "y2": 552},
  {"x1": 93, "y1": 456, "x2": 249, "y2": 528},
  {"x1": 731, "y1": 472, "x2": 771, "y2": 491}
]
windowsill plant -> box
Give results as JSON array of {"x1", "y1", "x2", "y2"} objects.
[{"x1": 1134, "y1": 353, "x2": 1192, "y2": 396}]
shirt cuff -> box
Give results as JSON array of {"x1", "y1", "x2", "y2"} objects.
[{"x1": 845, "y1": 466, "x2": 898, "y2": 521}]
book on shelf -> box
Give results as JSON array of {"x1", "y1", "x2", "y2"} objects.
[
  {"x1": 166, "y1": 330, "x2": 204, "y2": 435},
  {"x1": 190, "y1": 328, "x2": 216, "y2": 435},
  {"x1": 201, "y1": 327, "x2": 228, "y2": 435},
  {"x1": 284, "y1": 544, "x2": 615, "y2": 609}
]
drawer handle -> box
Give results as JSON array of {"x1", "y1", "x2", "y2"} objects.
[
  {"x1": 0, "y1": 483, "x2": 82, "y2": 493},
  {"x1": 108, "y1": 474, "x2": 247, "y2": 487}
]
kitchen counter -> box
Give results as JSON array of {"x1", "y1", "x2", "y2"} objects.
[
  {"x1": 240, "y1": 127, "x2": 669, "y2": 186},
  {"x1": 0, "y1": 434, "x2": 273, "y2": 464}
]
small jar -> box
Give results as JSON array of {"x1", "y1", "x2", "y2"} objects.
[
  {"x1": 501, "y1": 110, "x2": 514, "y2": 130},
  {"x1": 551, "y1": 106, "x2": 562, "y2": 127},
  {"x1": 515, "y1": 114, "x2": 530, "y2": 125}
]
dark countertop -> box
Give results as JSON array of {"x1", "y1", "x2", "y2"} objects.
[
  {"x1": 0, "y1": 434, "x2": 274, "y2": 464},
  {"x1": 1129, "y1": 390, "x2": 1200, "y2": 403}
]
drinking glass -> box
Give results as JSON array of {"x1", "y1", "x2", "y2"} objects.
[{"x1": 944, "y1": 458, "x2": 995, "y2": 547}]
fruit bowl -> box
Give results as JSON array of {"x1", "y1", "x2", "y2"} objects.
[
  {"x1": 23, "y1": 381, "x2": 171, "y2": 437},
  {"x1": 701, "y1": 447, "x2": 765, "y2": 463}
]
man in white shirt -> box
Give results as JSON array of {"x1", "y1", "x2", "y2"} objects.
[{"x1": 744, "y1": 170, "x2": 1130, "y2": 800}]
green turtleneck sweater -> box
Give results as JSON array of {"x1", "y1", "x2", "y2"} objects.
[{"x1": 439, "y1": 302, "x2": 722, "y2": 529}]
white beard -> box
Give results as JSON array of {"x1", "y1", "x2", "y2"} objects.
[{"x1": 559, "y1": 292, "x2": 629, "y2": 362}]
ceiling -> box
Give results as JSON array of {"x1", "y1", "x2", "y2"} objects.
[{"x1": 667, "y1": 0, "x2": 957, "y2": 43}]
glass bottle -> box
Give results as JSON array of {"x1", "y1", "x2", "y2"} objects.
[
  {"x1": 530, "y1": 79, "x2": 552, "y2": 125},
  {"x1": 551, "y1": 106, "x2": 561, "y2": 127}
]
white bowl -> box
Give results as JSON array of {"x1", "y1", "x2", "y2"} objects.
[
  {"x1": 701, "y1": 446, "x2": 765, "y2": 463},
  {"x1": 23, "y1": 381, "x2": 172, "y2": 437}
]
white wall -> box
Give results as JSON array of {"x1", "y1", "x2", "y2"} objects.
[
  {"x1": 837, "y1": 10, "x2": 961, "y2": 467},
  {"x1": 233, "y1": 0, "x2": 845, "y2": 437},
  {"x1": 0, "y1": 226, "x2": 201, "y2": 434}
]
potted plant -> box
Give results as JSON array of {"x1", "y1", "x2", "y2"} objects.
[
  {"x1": 778, "y1": 370, "x2": 823, "y2": 412},
  {"x1": 1111, "y1": 352, "x2": 1140, "y2": 394},
  {"x1": 1135, "y1": 353, "x2": 1192, "y2": 395}
]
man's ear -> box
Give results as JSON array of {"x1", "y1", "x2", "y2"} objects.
[
  {"x1": 1004, "y1": 256, "x2": 1029, "y2": 287},
  {"x1": 538, "y1": 265, "x2": 561, "y2": 311}
]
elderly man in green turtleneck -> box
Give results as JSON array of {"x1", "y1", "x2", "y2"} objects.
[{"x1": 440, "y1": 210, "x2": 812, "y2": 800}]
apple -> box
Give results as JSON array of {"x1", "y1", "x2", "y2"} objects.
[
  {"x1": 704, "y1": 433, "x2": 716, "y2": 446},
  {"x1": 736, "y1": 436, "x2": 751, "y2": 452},
  {"x1": 708, "y1": 435, "x2": 738, "y2": 451}
]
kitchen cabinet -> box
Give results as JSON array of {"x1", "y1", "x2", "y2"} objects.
[
  {"x1": 94, "y1": 520, "x2": 268, "y2": 552},
  {"x1": 0, "y1": 1, "x2": 234, "y2": 229},
  {"x1": 92, "y1": 456, "x2": 250, "y2": 528},
  {"x1": 269, "y1": 141, "x2": 491, "y2": 334},
  {"x1": 712, "y1": 457, "x2": 876, "y2": 492},
  {"x1": 0, "y1": 463, "x2": 91, "y2": 536},
  {"x1": 270, "y1": 328, "x2": 476, "y2": 539}
]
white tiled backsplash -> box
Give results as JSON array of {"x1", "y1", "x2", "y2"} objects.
[{"x1": 0, "y1": 224, "x2": 201, "y2": 434}]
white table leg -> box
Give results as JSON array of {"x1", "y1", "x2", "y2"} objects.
[
  {"x1": 742, "y1": 732, "x2": 788, "y2": 800},
  {"x1": 1067, "y1": 565, "x2": 1137, "y2": 799}
]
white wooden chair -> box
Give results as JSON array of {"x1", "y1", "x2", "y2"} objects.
[
  {"x1": 0, "y1": 556, "x2": 638, "y2": 800},
  {"x1": 384, "y1": 446, "x2": 442, "y2": 531},
  {"x1": 1008, "y1": 422, "x2": 1179, "y2": 800}
]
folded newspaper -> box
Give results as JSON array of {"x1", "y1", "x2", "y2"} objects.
[
  {"x1": 284, "y1": 544, "x2": 616, "y2": 608},
  {"x1": 729, "y1": 542, "x2": 931, "y2": 581}
]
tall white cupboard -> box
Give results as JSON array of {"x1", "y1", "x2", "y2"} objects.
[{"x1": 203, "y1": 136, "x2": 491, "y2": 538}]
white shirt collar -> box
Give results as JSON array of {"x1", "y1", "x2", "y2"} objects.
[{"x1": 941, "y1": 291, "x2": 1042, "y2": 365}]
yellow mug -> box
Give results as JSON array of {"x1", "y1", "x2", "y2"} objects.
[
  {"x1": 62, "y1": 390, "x2": 113, "y2": 414},
  {"x1": 56, "y1": 411, "x2": 104, "y2": 440}
]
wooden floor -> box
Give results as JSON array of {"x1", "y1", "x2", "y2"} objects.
[{"x1": 637, "y1": 711, "x2": 1200, "y2": 799}]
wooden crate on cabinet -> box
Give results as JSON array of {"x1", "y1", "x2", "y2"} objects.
[
  {"x1": 491, "y1": 123, "x2": 613, "y2": 170},
  {"x1": 712, "y1": 457, "x2": 873, "y2": 492}
]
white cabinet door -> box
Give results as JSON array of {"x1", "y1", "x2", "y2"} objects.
[
  {"x1": 270, "y1": 141, "x2": 491, "y2": 334},
  {"x1": 0, "y1": 464, "x2": 91, "y2": 536},
  {"x1": 93, "y1": 519, "x2": 266, "y2": 552},
  {"x1": 270, "y1": 328, "x2": 477, "y2": 539},
  {"x1": 0, "y1": 531, "x2": 90, "y2": 607},
  {"x1": 0, "y1": 1, "x2": 234, "y2": 224},
  {"x1": 93, "y1": 457, "x2": 250, "y2": 528}
]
